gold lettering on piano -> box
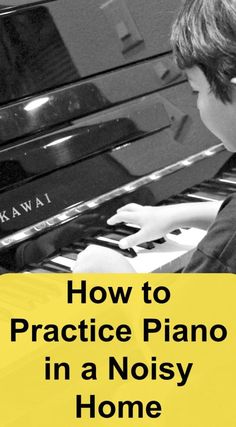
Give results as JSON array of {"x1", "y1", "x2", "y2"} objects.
[{"x1": 0, "y1": 193, "x2": 52, "y2": 223}]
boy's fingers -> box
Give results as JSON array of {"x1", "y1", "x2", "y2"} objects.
[
  {"x1": 119, "y1": 229, "x2": 147, "y2": 249},
  {"x1": 117, "y1": 203, "x2": 141, "y2": 212},
  {"x1": 107, "y1": 211, "x2": 138, "y2": 226}
]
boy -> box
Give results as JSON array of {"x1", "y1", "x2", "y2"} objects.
[{"x1": 73, "y1": 0, "x2": 236, "y2": 273}]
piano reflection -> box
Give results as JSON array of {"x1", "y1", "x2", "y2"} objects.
[{"x1": 0, "y1": 0, "x2": 234, "y2": 273}]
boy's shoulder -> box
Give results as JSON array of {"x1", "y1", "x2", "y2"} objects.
[{"x1": 184, "y1": 193, "x2": 236, "y2": 273}]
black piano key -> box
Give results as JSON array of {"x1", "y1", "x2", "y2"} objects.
[
  {"x1": 154, "y1": 237, "x2": 166, "y2": 244},
  {"x1": 27, "y1": 267, "x2": 53, "y2": 273},
  {"x1": 213, "y1": 174, "x2": 236, "y2": 183},
  {"x1": 103, "y1": 232, "x2": 155, "y2": 250},
  {"x1": 136, "y1": 241, "x2": 155, "y2": 250},
  {"x1": 218, "y1": 172, "x2": 236, "y2": 183},
  {"x1": 82, "y1": 237, "x2": 137, "y2": 258},
  {"x1": 173, "y1": 194, "x2": 201, "y2": 203},
  {"x1": 102, "y1": 232, "x2": 125, "y2": 241},
  {"x1": 111, "y1": 224, "x2": 157, "y2": 248},
  {"x1": 195, "y1": 188, "x2": 229, "y2": 198},
  {"x1": 71, "y1": 242, "x2": 88, "y2": 250},
  {"x1": 185, "y1": 190, "x2": 224, "y2": 202},
  {"x1": 60, "y1": 250, "x2": 79, "y2": 261},
  {"x1": 61, "y1": 246, "x2": 83, "y2": 254},
  {"x1": 110, "y1": 226, "x2": 138, "y2": 236},
  {"x1": 170, "y1": 229, "x2": 182, "y2": 235},
  {"x1": 118, "y1": 224, "x2": 140, "y2": 234},
  {"x1": 199, "y1": 180, "x2": 235, "y2": 193},
  {"x1": 217, "y1": 176, "x2": 236, "y2": 185}
]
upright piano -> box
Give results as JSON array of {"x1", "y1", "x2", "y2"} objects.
[{"x1": 0, "y1": 0, "x2": 234, "y2": 273}]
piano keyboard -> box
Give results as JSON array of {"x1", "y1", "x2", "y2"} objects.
[
  {"x1": 49, "y1": 227, "x2": 206, "y2": 273},
  {"x1": 25, "y1": 165, "x2": 236, "y2": 273}
]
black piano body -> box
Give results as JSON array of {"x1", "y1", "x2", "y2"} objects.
[{"x1": 0, "y1": 0, "x2": 233, "y2": 273}]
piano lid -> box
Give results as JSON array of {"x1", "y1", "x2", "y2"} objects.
[
  {"x1": 0, "y1": 0, "x2": 181, "y2": 105},
  {"x1": 0, "y1": 3, "x2": 79, "y2": 105}
]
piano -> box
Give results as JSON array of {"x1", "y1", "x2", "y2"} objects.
[{"x1": 0, "y1": 0, "x2": 234, "y2": 274}]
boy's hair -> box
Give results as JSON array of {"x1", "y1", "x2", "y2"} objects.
[{"x1": 171, "y1": 0, "x2": 236, "y2": 103}]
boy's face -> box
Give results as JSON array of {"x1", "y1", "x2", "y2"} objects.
[{"x1": 185, "y1": 67, "x2": 236, "y2": 152}]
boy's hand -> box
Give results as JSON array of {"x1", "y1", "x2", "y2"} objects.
[
  {"x1": 107, "y1": 203, "x2": 172, "y2": 249},
  {"x1": 73, "y1": 245, "x2": 135, "y2": 273}
]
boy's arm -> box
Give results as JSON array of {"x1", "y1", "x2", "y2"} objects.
[
  {"x1": 107, "y1": 201, "x2": 222, "y2": 249},
  {"x1": 167, "y1": 201, "x2": 222, "y2": 229}
]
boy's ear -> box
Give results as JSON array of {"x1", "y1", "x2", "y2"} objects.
[
  {"x1": 230, "y1": 78, "x2": 236, "y2": 103},
  {"x1": 230, "y1": 78, "x2": 236, "y2": 99}
]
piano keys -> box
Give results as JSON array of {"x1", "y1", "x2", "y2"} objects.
[
  {"x1": 21, "y1": 155, "x2": 235, "y2": 273},
  {"x1": 45, "y1": 228, "x2": 207, "y2": 273},
  {"x1": 0, "y1": 0, "x2": 234, "y2": 273}
]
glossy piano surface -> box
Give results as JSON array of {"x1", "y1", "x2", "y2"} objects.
[
  {"x1": 0, "y1": 1, "x2": 54, "y2": 8},
  {"x1": 0, "y1": 54, "x2": 184, "y2": 144},
  {"x1": 0, "y1": 0, "x2": 233, "y2": 273},
  {"x1": 0, "y1": 97, "x2": 170, "y2": 189},
  {"x1": 0, "y1": 0, "x2": 181, "y2": 106},
  {"x1": 0, "y1": 139, "x2": 229, "y2": 237},
  {"x1": 1, "y1": 0, "x2": 182, "y2": 76}
]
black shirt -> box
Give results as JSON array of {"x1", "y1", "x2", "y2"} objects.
[{"x1": 183, "y1": 194, "x2": 236, "y2": 273}]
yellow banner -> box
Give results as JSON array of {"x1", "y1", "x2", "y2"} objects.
[{"x1": 0, "y1": 274, "x2": 235, "y2": 426}]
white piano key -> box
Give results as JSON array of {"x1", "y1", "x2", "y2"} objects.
[
  {"x1": 97, "y1": 236, "x2": 119, "y2": 244},
  {"x1": 128, "y1": 227, "x2": 207, "y2": 273},
  {"x1": 52, "y1": 227, "x2": 206, "y2": 273},
  {"x1": 218, "y1": 177, "x2": 236, "y2": 185},
  {"x1": 51, "y1": 255, "x2": 75, "y2": 270},
  {"x1": 166, "y1": 227, "x2": 206, "y2": 246},
  {"x1": 186, "y1": 193, "x2": 223, "y2": 202}
]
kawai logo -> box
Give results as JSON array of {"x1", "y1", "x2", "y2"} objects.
[{"x1": 0, "y1": 193, "x2": 51, "y2": 223}]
